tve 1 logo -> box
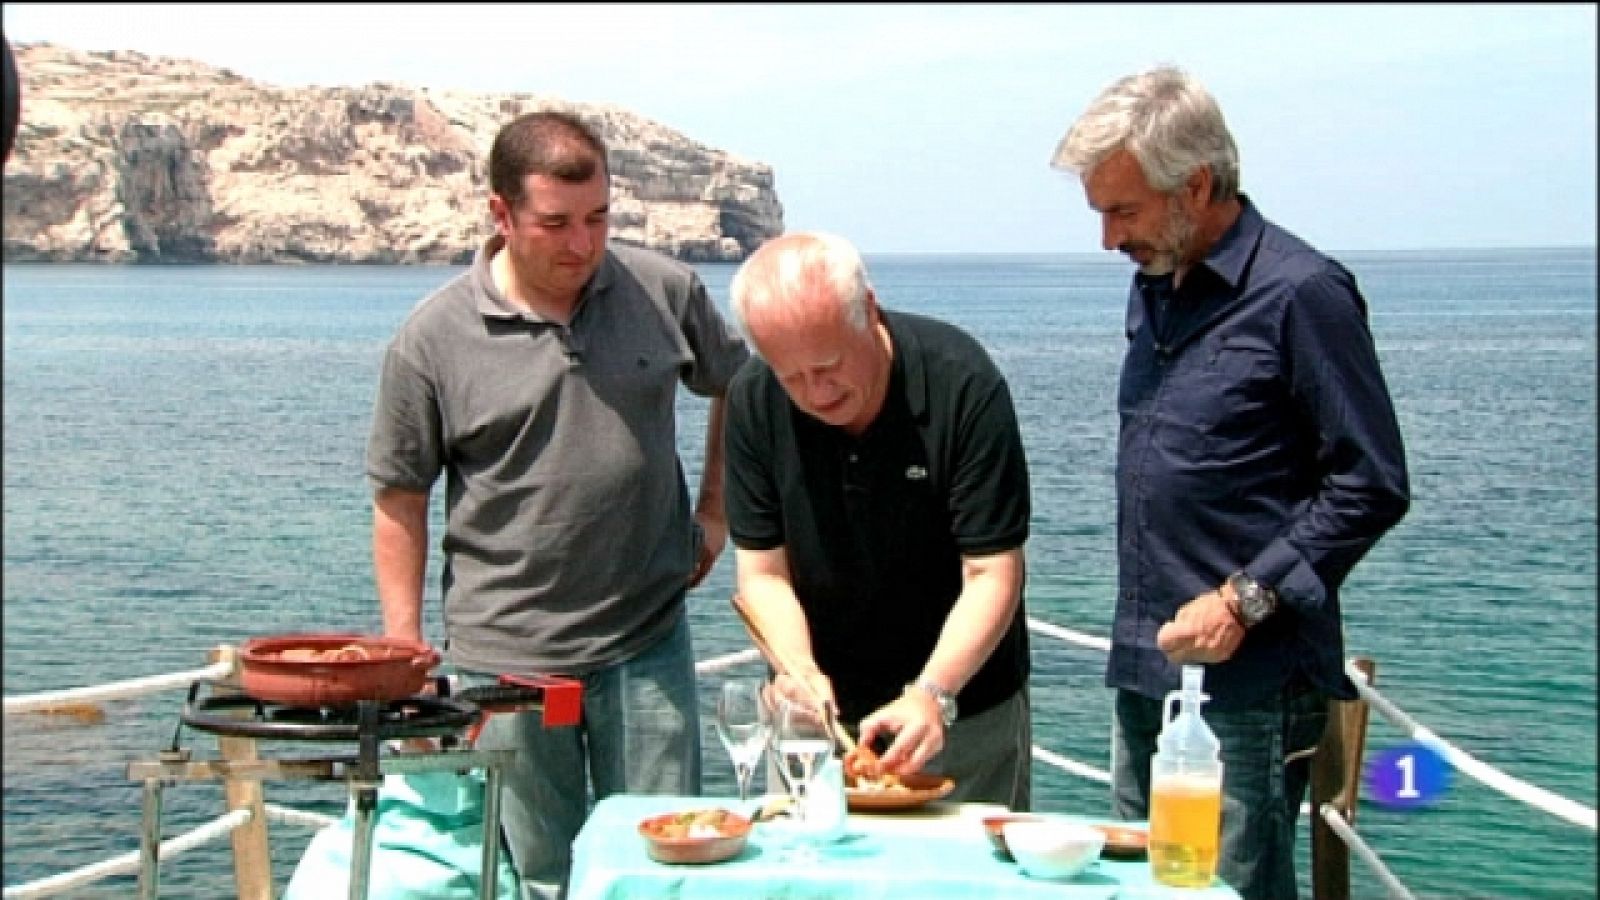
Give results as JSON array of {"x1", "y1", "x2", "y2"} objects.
[{"x1": 1364, "y1": 741, "x2": 1453, "y2": 809}]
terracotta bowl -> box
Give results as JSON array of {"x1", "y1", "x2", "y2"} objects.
[
  {"x1": 1092, "y1": 823, "x2": 1149, "y2": 859},
  {"x1": 237, "y1": 633, "x2": 439, "y2": 707},
  {"x1": 981, "y1": 813, "x2": 1048, "y2": 859},
  {"x1": 638, "y1": 808, "x2": 752, "y2": 865}
]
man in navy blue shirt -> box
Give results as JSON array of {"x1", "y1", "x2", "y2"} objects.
[{"x1": 1051, "y1": 66, "x2": 1410, "y2": 899}]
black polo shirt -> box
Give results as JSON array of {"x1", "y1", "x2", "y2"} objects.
[{"x1": 726, "y1": 309, "x2": 1031, "y2": 723}]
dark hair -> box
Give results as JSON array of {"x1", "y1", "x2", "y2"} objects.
[
  {"x1": 488, "y1": 110, "x2": 608, "y2": 208},
  {"x1": 2, "y1": 35, "x2": 20, "y2": 165}
]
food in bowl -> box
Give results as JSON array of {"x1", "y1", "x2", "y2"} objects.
[
  {"x1": 1002, "y1": 819, "x2": 1106, "y2": 881},
  {"x1": 637, "y1": 808, "x2": 751, "y2": 864}
]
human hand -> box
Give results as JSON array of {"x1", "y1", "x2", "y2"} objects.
[
  {"x1": 689, "y1": 513, "x2": 727, "y2": 588},
  {"x1": 1156, "y1": 588, "x2": 1244, "y2": 664},
  {"x1": 857, "y1": 690, "x2": 946, "y2": 776},
  {"x1": 770, "y1": 668, "x2": 835, "y2": 720}
]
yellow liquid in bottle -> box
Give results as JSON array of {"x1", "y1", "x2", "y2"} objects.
[{"x1": 1149, "y1": 773, "x2": 1222, "y2": 887}]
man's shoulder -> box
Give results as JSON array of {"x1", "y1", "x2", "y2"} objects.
[
  {"x1": 1254, "y1": 215, "x2": 1351, "y2": 286},
  {"x1": 887, "y1": 309, "x2": 998, "y2": 368},
  {"x1": 606, "y1": 241, "x2": 699, "y2": 285}
]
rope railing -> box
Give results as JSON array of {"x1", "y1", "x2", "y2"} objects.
[
  {"x1": 1, "y1": 809, "x2": 251, "y2": 899},
  {"x1": 3, "y1": 655, "x2": 235, "y2": 716},
  {"x1": 264, "y1": 803, "x2": 337, "y2": 831},
  {"x1": 2, "y1": 622, "x2": 1593, "y2": 899},
  {"x1": 1319, "y1": 803, "x2": 1416, "y2": 900},
  {"x1": 1345, "y1": 660, "x2": 1598, "y2": 832}
]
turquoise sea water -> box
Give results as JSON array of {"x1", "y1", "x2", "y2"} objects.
[{"x1": 3, "y1": 248, "x2": 1595, "y2": 898}]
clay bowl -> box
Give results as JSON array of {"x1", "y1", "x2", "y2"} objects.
[
  {"x1": 981, "y1": 813, "x2": 1048, "y2": 859},
  {"x1": 1092, "y1": 822, "x2": 1149, "y2": 859},
  {"x1": 638, "y1": 808, "x2": 752, "y2": 865},
  {"x1": 237, "y1": 633, "x2": 439, "y2": 707}
]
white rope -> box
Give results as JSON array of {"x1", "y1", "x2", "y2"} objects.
[
  {"x1": 1, "y1": 808, "x2": 251, "y2": 899},
  {"x1": 264, "y1": 803, "x2": 336, "y2": 830},
  {"x1": 1026, "y1": 616, "x2": 1112, "y2": 653},
  {"x1": 1346, "y1": 661, "x2": 1597, "y2": 831},
  {"x1": 694, "y1": 646, "x2": 763, "y2": 675},
  {"x1": 3, "y1": 658, "x2": 235, "y2": 716},
  {"x1": 1031, "y1": 744, "x2": 1111, "y2": 785},
  {"x1": 1319, "y1": 803, "x2": 1416, "y2": 900}
]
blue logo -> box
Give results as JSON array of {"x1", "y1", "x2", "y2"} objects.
[{"x1": 1363, "y1": 741, "x2": 1452, "y2": 809}]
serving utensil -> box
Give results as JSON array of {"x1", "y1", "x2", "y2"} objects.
[{"x1": 730, "y1": 593, "x2": 858, "y2": 756}]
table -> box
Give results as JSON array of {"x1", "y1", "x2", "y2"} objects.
[{"x1": 569, "y1": 794, "x2": 1241, "y2": 900}]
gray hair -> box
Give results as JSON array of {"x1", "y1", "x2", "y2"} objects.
[
  {"x1": 730, "y1": 231, "x2": 873, "y2": 336},
  {"x1": 1050, "y1": 66, "x2": 1239, "y2": 201}
]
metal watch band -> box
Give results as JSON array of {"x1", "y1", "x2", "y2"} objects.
[{"x1": 908, "y1": 680, "x2": 957, "y2": 726}]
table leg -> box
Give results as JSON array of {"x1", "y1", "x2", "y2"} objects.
[{"x1": 479, "y1": 761, "x2": 505, "y2": 900}]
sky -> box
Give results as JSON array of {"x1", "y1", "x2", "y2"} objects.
[{"x1": 3, "y1": 3, "x2": 1595, "y2": 255}]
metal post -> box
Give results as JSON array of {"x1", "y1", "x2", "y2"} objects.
[
  {"x1": 479, "y1": 756, "x2": 505, "y2": 900},
  {"x1": 347, "y1": 783, "x2": 380, "y2": 900},
  {"x1": 138, "y1": 777, "x2": 164, "y2": 900}
]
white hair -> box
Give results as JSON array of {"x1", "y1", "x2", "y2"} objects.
[
  {"x1": 1051, "y1": 65, "x2": 1240, "y2": 200},
  {"x1": 730, "y1": 231, "x2": 873, "y2": 337}
]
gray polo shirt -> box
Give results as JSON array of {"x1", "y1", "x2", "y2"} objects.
[{"x1": 366, "y1": 237, "x2": 749, "y2": 675}]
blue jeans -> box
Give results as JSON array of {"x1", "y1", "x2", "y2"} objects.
[
  {"x1": 1111, "y1": 682, "x2": 1327, "y2": 900},
  {"x1": 460, "y1": 613, "x2": 703, "y2": 900}
]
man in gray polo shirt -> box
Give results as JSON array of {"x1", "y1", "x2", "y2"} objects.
[{"x1": 366, "y1": 110, "x2": 748, "y2": 899}]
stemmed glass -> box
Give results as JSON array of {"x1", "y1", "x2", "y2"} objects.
[
  {"x1": 774, "y1": 698, "x2": 834, "y2": 840},
  {"x1": 715, "y1": 678, "x2": 772, "y2": 804}
]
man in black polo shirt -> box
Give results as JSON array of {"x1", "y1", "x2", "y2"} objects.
[{"x1": 723, "y1": 231, "x2": 1034, "y2": 810}]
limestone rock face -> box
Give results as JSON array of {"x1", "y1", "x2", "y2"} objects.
[{"x1": 2, "y1": 43, "x2": 784, "y2": 264}]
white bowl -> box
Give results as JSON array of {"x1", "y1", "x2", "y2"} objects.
[{"x1": 1001, "y1": 819, "x2": 1105, "y2": 881}]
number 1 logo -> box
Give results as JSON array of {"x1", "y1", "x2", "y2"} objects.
[{"x1": 1364, "y1": 741, "x2": 1452, "y2": 809}]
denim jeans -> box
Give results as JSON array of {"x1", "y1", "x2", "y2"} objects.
[
  {"x1": 1111, "y1": 682, "x2": 1327, "y2": 900},
  {"x1": 459, "y1": 612, "x2": 703, "y2": 900}
]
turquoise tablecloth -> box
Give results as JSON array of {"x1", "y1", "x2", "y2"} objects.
[{"x1": 568, "y1": 794, "x2": 1240, "y2": 900}]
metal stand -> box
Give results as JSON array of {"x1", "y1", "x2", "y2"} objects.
[{"x1": 131, "y1": 690, "x2": 508, "y2": 900}]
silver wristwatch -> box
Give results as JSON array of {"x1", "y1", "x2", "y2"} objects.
[
  {"x1": 1227, "y1": 570, "x2": 1278, "y2": 627},
  {"x1": 908, "y1": 680, "x2": 958, "y2": 727}
]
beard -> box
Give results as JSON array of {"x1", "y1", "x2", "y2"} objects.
[{"x1": 1135, "y1": 199, "x2": 1197, "y2": 278}]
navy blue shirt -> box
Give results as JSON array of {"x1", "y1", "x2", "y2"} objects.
[{"x1": 1109, "y1": 198, "x2": 1410, "y2": 709}]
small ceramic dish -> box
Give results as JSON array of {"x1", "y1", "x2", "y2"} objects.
[
  {"x1": 1002, "y1": 819, "x2": 1106, "y2": 881},
  {"x1": 1092, "y1": 822, "x2": 1149, "y2": 859},
  {"x1": 637, "y1": 808, "x2": 751, "y2": 864}
]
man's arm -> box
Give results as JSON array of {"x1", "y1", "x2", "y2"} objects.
[
  {"x1": 373, "y1": 486, "x2": 430, "y2": 643},
  {"x1": 733, "y1": 545, "x2": 836, "y2": 710},
  {"x1": 860, "y1": 546, "x2": 1026, "y2": 773},
  {"x1": 689, "y1": 396, "x2": 729, "y2": 587}
]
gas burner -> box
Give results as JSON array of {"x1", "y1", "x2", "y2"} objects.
[{"x1": 180, "y1": 690, "x2": 479, "y2": 743}]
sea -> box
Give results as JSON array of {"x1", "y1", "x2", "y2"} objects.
[{"x1": 3, "y1": 248, "x2": 1595, "y2": 899}]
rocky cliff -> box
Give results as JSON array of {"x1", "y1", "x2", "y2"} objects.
[{"x1": 1, "y1": 42, "x2": 784, "y2": 264}]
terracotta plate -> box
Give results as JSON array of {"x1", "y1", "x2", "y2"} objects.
[{"x1": 844, "y1": 771, "x2": 956, "y2": 811}]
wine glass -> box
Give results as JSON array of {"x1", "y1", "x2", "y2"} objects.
[
  {"x1": 775, "y1": 698, "x2": 834, "y2": 836},
  {"x1": 715, "y1": 678, "x2": 771, "y2": 803}
]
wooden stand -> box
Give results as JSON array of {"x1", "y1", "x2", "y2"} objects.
[{"x1": 1309, "y1": 657, "x2": 1377, "y2": 900}]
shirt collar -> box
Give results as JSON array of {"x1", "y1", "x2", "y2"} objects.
[
  {"x1": 880, "y1": 310, "x2": 926, "y2": 423},
  {"x1": 470, "y1": 235, "x2": 616, "y2": 321},
  {"x1": 1194, "y1": 194, "x2": 1263, "y2": 290}
]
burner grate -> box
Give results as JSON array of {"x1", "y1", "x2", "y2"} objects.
[{"x1": 180, "y1": 690, "x2": 479, "y2": 743}]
